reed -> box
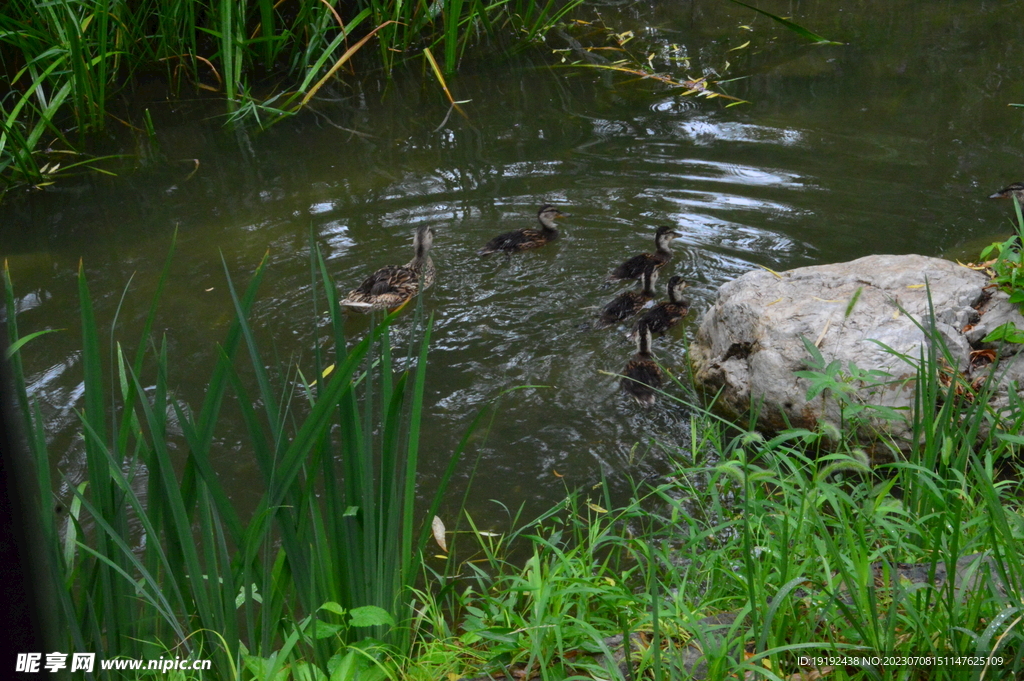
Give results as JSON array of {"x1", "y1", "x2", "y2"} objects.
[
  {"x1": 0, "y1": 0, "x2": 581, "y2": 195},
  {"x1": 5, "y1": 238, "x2": 468, "y2": 678}
]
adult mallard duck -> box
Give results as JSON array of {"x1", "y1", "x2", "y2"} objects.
[
  {"x1": 989, "y1": 182, "x2": 1024, "y2": 202},
  {"x1": 596, "y1": 266, "x2": 658, "y2": 328},
  {"x1": 478, "y1": 204, "x2": 567, "y2": 255},
  {"x1": 607, "y1": 226, "x2": 680, "y2": 282},
  {"x1": 620, "y1": 321, "x2": 662, "y2": 407},
  {"x1": 629, "y1": 276, "x2": 689, "y2": 341},
  {"x1": 340, "y1": 224, "x2": 435, "y2": 312}
]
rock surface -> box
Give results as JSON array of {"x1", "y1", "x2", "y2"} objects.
[{"x1": 689, "y1": 254, "x2": 1024, "y2": 450}]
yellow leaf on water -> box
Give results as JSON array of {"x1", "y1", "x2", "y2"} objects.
[
  {"x1": 729, "y1": 40, "x2": 751, "y2": 52},
  {"x1": 587, "y1": 503, "x2": 608, "y2": 514},
  {"x1": 432, "y1": 515, "x2": 448, "y2": 552},
  {"x1": 906, "y1": 284, "x2": 925, "y2": 289},
  {"x1": 322, "y1": 364, "x2": 334, "y2": 378}
]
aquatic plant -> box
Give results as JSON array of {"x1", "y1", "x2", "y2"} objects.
[
  {"x1": 4, "y1": 236, "x2": 470, "y2": 677},
  {"x1": 0, "y1": 0, "x2": 582, "y2": 196}
]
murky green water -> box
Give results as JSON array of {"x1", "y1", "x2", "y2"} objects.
[{"x1": 4, "y1": 0, "x2": 1024, "y2": 524}]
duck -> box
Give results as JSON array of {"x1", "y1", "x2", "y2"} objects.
[
  {"x1": 989, "y1": 182, "x2": 1024, "y2": 203},
  {"x1": 478, "y1": 204, "x2": 567, "y2": 255},
  {"x1": 596, "y1": 266, "x2": 658, "y2": 328},
  {"x1": 607, "y1": 226, "x2": 681, "y2": 282},
  {"x1": 620, "y1": 321, "x2": 662, "y2": 406},
  {"x1": 340, "y1": 224, "x2": 435, "y2": 312},
  {"x1": 628, "y1": 276, "x2": 690, "y2": 341}
]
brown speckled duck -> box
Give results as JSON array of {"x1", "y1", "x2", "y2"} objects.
[
  {"x1": 629, "y1": 276, "x2": 690, "y2": 341},
  {"x1": 607, "y1": 226, "x2": 680, "y2": 282},
  {"x1": 340, "y1": 224, "x2": 435, "y2": 312},
  {"x1": 597, "y1": 266, "x2": 658, "y2": 329},
  {"x1": 620, "y1": 322, "x2": 662, "y2": 407},
  {"x1": 478, "y1": 204, "x2": 568, "y2": 255}
]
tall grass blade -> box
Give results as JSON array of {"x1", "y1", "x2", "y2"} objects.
[{"x1": 725, "y1": 0, "x2": 840, "y2": 44}]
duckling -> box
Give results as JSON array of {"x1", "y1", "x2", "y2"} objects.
[
  {"x1": 607, "y1": 226, "x2": 680, "y2": 282},
  {"x1": 596, "y1": 266, "x2": 658, "y2": 329},
  {"x1": 620, "y1": 322, "x2": 662, "y2": 407},
  {"x1": 629, "y1": 276, "x2": 690, "y2": 341},
  {"x1": 478, "y1": 204, "x2": 567, "y2": 255},
  {"x1": 340, "y1": 224, "x2": 435, "y2": 312},
  {"x1": 989, "y1": 182, "x2": 1024, "y2": 203}
]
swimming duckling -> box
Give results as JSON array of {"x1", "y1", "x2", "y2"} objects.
[
  {"x1": 596, "y1": 266, "x2": 658, "y2": 329},
  {"x1": 620, "y1": 322, "x2": 662, "y2": 407},
  {"x1": 607, "y1": 226, "x2": 680, "y2": 282},
  {"x1": 629, "y1": 276, "x2": 690, "y2": 341},
  {"x1": 340, "y1": 224, "x2": 435, "y2": 312},
  {"x1": 989, "y1": 182, "x2": 1024, "y2": 203},
  {"x1": 478, "y1": 204, "x2": 567, "y2": 255}
]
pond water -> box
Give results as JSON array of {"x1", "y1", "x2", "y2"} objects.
[{"x1": 4, "y1": 0, "x2": 1024, "y2": 526}]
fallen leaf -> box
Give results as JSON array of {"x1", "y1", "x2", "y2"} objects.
[{"x1": 432, "y1": 515, "x2": 447, "y2": 552}]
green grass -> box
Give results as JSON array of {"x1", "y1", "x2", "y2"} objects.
[
  {"x1": 5, "y1": 236, "x2": 472, "y2": 679},
  {"x1": 0, "y1": 0, "x2": 582, "y2": 196},
  {"x1": 404, "y1": 311, "x2": 1024, "y2": 680}
]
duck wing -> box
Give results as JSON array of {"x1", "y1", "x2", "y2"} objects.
[
  {"x1": 608, "y1": 253, "x2": 665, "y2": 281},
  {"x1": 353, "y1": 265, "x2": 417, "y2": 296},
  {"x1": 631, "y1": 302, "x2": 687, "y2": 338},
  {"x1": 479, "y1": 229, "x2": 548, "y2": 255},
  {"x1": 598, "y1": 291, "x2": 645, "y2": 327}
]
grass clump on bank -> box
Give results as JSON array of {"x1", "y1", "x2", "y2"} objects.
[
  {"x1": 418, "y1": 345, "x2": 1024, "y2": 679},
  {"x1": 0, "y1": 0, "x2": 580, "y2": 196},
  {"x1": 5, "y1": 238, "x2": 472, "y2": 679}
]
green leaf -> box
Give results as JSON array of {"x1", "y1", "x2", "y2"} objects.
[
  {"x1": 4, "y1": 327, "x2": 63, "y2": 358},
  {"x1": 982, "y1": 322, "x2": 1024, "y2": 344},
  {"x1": 726, "y1": 0, "x2": 840, "y2": 44},
  {"x1": 311, "y1": 622, "x2": 345, "y2": 639},
  {"x1": 320, "y1": 602, "x2": 346, "y2": 616},
  {"x1": 348, "y1": 605, "x2": 395, "y2": 628}
]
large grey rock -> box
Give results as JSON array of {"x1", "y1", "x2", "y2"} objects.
[{"x1": 690, "y1": 254, "x2": 1024, "y2": 450}]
